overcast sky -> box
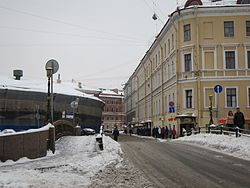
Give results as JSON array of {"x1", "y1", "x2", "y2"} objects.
[{"x1": 0, "y1": 0, "x2": 178, "y2": 89}]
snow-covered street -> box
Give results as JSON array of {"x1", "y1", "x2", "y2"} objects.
[{"x1": 0, "y1": 133, "x2": 250, "y2": 188}]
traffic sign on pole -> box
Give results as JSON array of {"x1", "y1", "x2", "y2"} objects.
[{"x1": 214, "y1": 85, "x2": 222, "y2": 93}]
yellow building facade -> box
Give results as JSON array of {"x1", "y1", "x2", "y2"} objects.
[{"x1": 124, "y1": 1, "x2": 250, "y2": 136}]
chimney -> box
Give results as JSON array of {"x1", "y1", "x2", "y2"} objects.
[
  {"x1": 13, "y1": 70, "x2": 23, "y2": 80},
  {"x1": 57, "y1": 74, "x2": 61, "y2": 84},
  {"x1": 78, "y1": 82, "x2": 82, "y2": 88}
]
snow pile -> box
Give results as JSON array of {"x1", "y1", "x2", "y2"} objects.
[
  {"x1": 0, "y1": 135, "x2": 122, "y2": 188},
  {"x1": 175, "y1": 134, "x2": 250, "y2": 161}
]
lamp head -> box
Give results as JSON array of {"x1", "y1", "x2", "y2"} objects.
[{"x1": 46, "y1": 66, "x2": 53, "y2": 78}]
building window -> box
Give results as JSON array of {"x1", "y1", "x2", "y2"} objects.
[
  {"x1": 184, "y1": 24, "x2": 191, "y2": 41},
  {"x1": 171, "y1": 34, "x2": 174, "y2": 49},
  {"x1": 225, "y1": 51, "x2": 235, "y2": 69},
  {"x1": 248, "y1": 88, "x2": 250, "y2": 107},
  {"x1": 226, "y1": 88, "x2": 237, "y2": 108},
  {"x1": 246, "y1": 21, "x2": 250, "y2": 36},
  {"x1": 185, "y1": 90, "x2": 193, "y2": 108},
  {"x1": 164, "y1": 43, "x2": 167, "y2": 57},
  {"x1": 224, "y1": 21, "x2": 234, "y2": 37},
  {"x1": 168, "y1": 39, "x2": 170, "y2": 54},
  {"x1": 248, "y1": 51, "x2": 250, "y2": 69},
  {"x1": 171, "y1": 61, "x2": 175, "y2": 76},
  {"x1": 184, "y1": 54, "x2": 192, "y2": 72}
]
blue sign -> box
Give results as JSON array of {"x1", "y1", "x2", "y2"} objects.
[
  {"x1": 169, "y1": 106, "x2": 175, "y2": 113},
  {"x1": 169, "y1": 101, "x2": 174, "y2": 107},
  {"x1": 214, "y1": 85, "x2": 222, "y2": 93}
]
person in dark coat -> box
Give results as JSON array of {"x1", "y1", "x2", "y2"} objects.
[
  {"x1": 165, "y1": 125, "x2": 169, "y2": 139},
  {"x1": 234, "y1": 107, "x2": 245, "y2": 133},
  {"x1": 113, "y1": 126, "x2": 119, "y2": 141}
]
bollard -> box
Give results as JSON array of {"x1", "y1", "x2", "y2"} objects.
[
  {"x1": 96, "y1": 134, "x2": 103, "y2": 150},
  {"x1": 235, "y1": 127, "x2": 239, "y2": 138},
  {"x1": 220, "y1": 125, "x2": 223, "y2": 135},
  {"x1": 208, "y1": 126, "x2": 211, "y2": 133}
]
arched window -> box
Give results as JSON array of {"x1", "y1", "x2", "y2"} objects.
[{"x1": 184, "y1": 0, "x2": 203, "y2": 8}]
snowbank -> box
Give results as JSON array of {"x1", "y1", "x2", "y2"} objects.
[
  {"x1": 175, "y1": 134, "x2": 250, "y2": 161},
  {"x1": 0, "y1": 135, "x2": 122, "y2": 187}
]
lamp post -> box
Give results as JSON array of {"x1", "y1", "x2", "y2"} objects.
[
  {"x1": 46, "y1": 66, "x2": 53, "y2": 123},
  {"x1": 209, "y1": 95, "x2": 214, "y2": 125},
  {"x1": 45, "y1": 59, "x2": 59, "y2": 124}
]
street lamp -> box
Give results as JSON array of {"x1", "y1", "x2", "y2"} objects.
[
  {"x1": 46, "y1": 66, "x2": 53, "y2": 123},
  {"x1": 209, "y1": 95, "x2": 214, "y2": 125}
]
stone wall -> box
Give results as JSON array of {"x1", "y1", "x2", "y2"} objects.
[{"x1": 0, "y1": 125, "x2": 55, "y2": 162}]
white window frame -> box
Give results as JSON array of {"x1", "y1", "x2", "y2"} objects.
[
  {"x1": 225, "y1": 86, "x2": 238, "y2": 108},
  {"x1": 223, "y1": 49, "x2": 238, "y2": 69},
  {"x1": 183, "y1": 88, "x2": 194, "y2": 109},
  {"x1": 245, "y1": 49, "x2": 250, "y2": 69},
  {"x1": 247, "y1": 86, "x2": 250, "y2": 108},
  {"x1": 182, "y1": 52, "x2": 193, "y2": 72},
  {"x1": 201, "y1": 48, "x2": 217, "y2": 70}
]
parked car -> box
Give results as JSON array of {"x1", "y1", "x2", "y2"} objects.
[
  {"x1": 81, "y1": 128, "x2": 96, "y2": 136},
  {"x1": 0, "y1": 129, "x2": 16, "y2": 134}
]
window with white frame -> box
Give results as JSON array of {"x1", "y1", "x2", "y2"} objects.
[
  {"x1": 168, "y1": 39, "x2": 170, "y2": 54},
  {"x1": 184, "y1": 24, "x2": 191, "y2": 42},
  {"x1": 247, "y1": 51, "x2": 250, "y2": 69},
  {"x1": 246, "y1": 21, "x2": 250, "y2": 36},
  {"x1": 168, "y1": 63, "x2": 171, "y2": 79},
  {"x1": 184, "y1": 53, "x2": 192, "y2": 72},
  {"x1": 248, "y1": 87, "x2": 250, "y2": 107},
  {"x1": 171, "y1": 34, "x2": 174, "y2": 49},
  {"x1": 224, "y1": 21, "x2": 234, "y2": 37},
  {"x1": 171, "y1": 61, "x2": 175, "y2": 76},
  {"x1": 185, "y1": 89, "x2": 193, "y2": 108},
  {"x1": 225, "y1": 51, "x2": 236, "y2": 69},
  {"x1": 226, "y1": 88, "x2": 237, "y2": 108}
]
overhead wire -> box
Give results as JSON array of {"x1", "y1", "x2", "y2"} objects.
[
  {"x1": 0, "y1": 26, "x2": 145, "y2": 44},
  {"x1": 0, "y1": 5, "x2": 146, "y2": 42}
]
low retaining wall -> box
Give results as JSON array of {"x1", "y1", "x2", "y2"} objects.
[{"x1": 0, "y1": 124, "x2": 55, "y2": 162}]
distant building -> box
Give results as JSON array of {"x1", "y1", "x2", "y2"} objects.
[
  {"x1": 79, "y1": 87, "x2": 125, "y2": 131},
  {"x1": 99, "y1": 89, "x2": 125, "y2": 131},
  {"x1": 124, "y1": 0, "x2": 250, "y2": 136}
]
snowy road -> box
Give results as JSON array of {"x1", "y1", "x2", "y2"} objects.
[{"x1": 120, "y1": 135, "x2": 250, "y2": 188}]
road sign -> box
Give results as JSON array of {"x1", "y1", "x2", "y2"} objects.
[
  {"x1": 169, "y1": 101, "x2": 174, "y2": 107},
  {"x1": 169, "y1": 106, "x2": 175, "y2": 113},
  {"x1": 70, "y1": 101, "x2": 78, "y2": 109},
  {"x1": 45, "y1": 59, "x2": 59, "y2": 74},
  {"x1": 214, "y1": 85, "x2": 222, "y2": 93}
]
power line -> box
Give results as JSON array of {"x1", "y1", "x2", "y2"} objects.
[
  {"x1": 0, "y1": 26, "x2": 145, "y2": 43},
  {"x1": 0, "y1": 5, "x2": 146, "y2": 42}
]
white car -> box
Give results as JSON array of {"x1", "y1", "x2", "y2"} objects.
[{"x1": 1, "y1": 129, "x2": 16, "y2": 134}]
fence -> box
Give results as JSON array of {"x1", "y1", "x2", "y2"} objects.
[
  {"x1": 0, "y1": 124, "x2": 55, "y2": 162},
  {"x1": 198, "y1": 125, "x2": 250, "y2": 138}
]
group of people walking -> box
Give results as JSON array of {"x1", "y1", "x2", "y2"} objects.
[{"x1": 152, "y1": 125, "x2": 177, "y2": 139}]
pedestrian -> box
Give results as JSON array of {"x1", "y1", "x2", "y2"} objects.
[
  {"x1": 172, "y1": 125, "x2": 177, "y2": 139},
  {"x1": 158, "y1": 126, "x2": 161, "y2": 138},
  {"x1": 168, "y1": 125, "x2": 172, "y2": 139},
  {"x1": 165, "y1": 125, "x2": 169, "y2": 139},
  {"x1": 161, "y1": 126, "x2": 165, "y2": 139},
  {"x1": 129, "y1": 127, "x2": 132, "y2": 136},
  {"x1": 226, "y1": 110, "x2": 234, "y2": 131},
  {"x1": 234, "y1": 107, "x2": 245, "y2": 135},
  {"x1": 113, "y1": 126, "x2": 119, "y2": 141}
]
